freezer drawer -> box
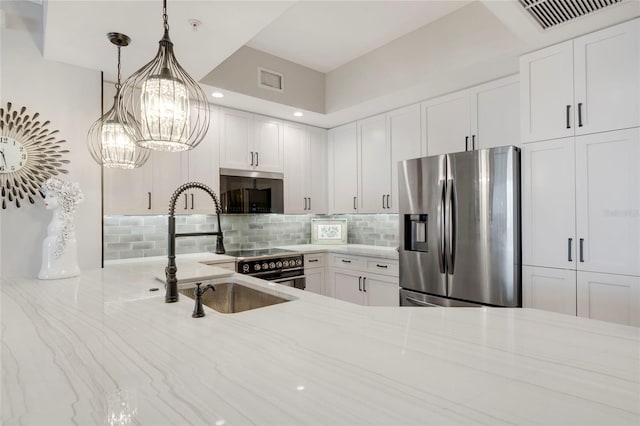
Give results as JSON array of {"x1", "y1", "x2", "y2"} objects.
[{"x1": 400, "y1": 288, "x2": 483, "y2": 307}]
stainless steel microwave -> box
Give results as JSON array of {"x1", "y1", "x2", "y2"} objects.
[{"x1": 219, "y1": 169, "x2": 284, "y2": 214}]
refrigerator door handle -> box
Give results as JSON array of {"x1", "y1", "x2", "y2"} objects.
[
  {"x1": 445, "y1": 178, "x2": 456, "y2": 274},
  {"x1": 437, "y1": 179, "x2": 446, "y2": 274}
]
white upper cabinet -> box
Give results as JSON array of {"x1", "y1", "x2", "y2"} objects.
[
  {"x1": 219, "y1": 108, "x2": 253, "y2": 170},
  {"x1": 252, "y1": 114, "x2": 284, "y2": 172},
  {"x1": 329, "y1": 123, "x2": 359, "y2": 213},
  {"x1": 575, "y1": 128, "x2": 640, "y2": 276},
  {"x1": 574, "y1": 19, "x2": 639, "y2": 135},
  {"x1": 423, "y1": 91, "x2": 470, "y2": 155},
  {"x1": 219, "y1": 108, "x2": 284, "y2": 172},
  {"x1": 152, "y1": 151, "x2": 189, "y2": 214},
  {"x1": 187, "y1": 106, "x2": 220, "y2": 214},
  {"x1": 522, "y1": 138, "x2": 576, "y2": 269},
  {"x1": 358, "y1": 113, "x2": 390, "y2": 213},
  {"x1": 388, "y1": 104, "x2": 422, "y2": 212},
  {"x1": 103, "y1": 161, "x2": 153, "y2": 216},
  {"x1": 283, "y1": 123, "x2": 327, "y2": 214},
  {"x1": 521, "y1": 19, "x2": 640, "y2": 143},
  {"x1": 423, "y1": 75, "x2": 519, "y2": 154},
  {"x1": 472, "y1": 76, "x2": 520, "y2": 149},
  {"x1": 520, "y1": 41, "x2": 574, "y2": 143}
]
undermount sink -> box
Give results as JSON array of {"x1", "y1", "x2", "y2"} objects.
[{"x1": 179, "y1": 282, "x2": 291, "y2": 314}]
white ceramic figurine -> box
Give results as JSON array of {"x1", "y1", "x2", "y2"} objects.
[{"x1": 38, "y1": 177, "x2": 84, "y2": 280}]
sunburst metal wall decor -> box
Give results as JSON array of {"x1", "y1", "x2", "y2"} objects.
[{"x1": 0, "y1": 102, "x2": 70, "y2": 209}]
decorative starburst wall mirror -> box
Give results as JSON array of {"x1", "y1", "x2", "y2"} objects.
[{"x1": 0, "y1": 102, "x2": 70, "y2": 209}]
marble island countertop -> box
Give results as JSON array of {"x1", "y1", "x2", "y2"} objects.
[{"x1": 2, "y1": 259, "x2": 639, "y2": 425}]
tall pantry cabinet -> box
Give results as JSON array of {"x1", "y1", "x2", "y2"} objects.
[{"x1": 521, "y1": 18, "x2": 640, "y2": 326}]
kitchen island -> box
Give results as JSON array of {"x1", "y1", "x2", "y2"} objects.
[{"x1": 1, "y1": 257, "x2": 638, "y2": 425}]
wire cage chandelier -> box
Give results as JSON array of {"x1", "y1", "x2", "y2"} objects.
[
  {"x1": 87, "y1": 32, "x2": 150, "y2": 169},
  {"x1": 117, "y1": 0, "x2": 210, "y2": 152}
]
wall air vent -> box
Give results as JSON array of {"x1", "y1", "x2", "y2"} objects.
[
  {"x1": 519, "y1": 0, "x2": 624, "y2": 30},
  {"x1": 258, "y1": 67, "x2": 284, "y2": 93}
]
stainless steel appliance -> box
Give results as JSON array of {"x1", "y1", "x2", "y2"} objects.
[
  {"x1": 228, "y1": 248, "x2": 305, "y2": 290},
  {"x1": 399, "y1": 146, "x2": 521, "y2": 307},
  {"x1": 219, "y1": 169, "x2": 284, "y2": 214}
]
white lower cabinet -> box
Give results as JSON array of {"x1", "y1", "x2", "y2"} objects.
[
  {"x1": 523, "y1": 266, "x2": 576, "y2": 316},
  {"x1": 304, "y1": 253, "x2": 327, "y2": 295},
  {"x1": 328, "y1": 254, "x2": 399, "y2": 306},
  {"x1": 577, "y1": 271, "x2": 640, "y2": 327}
]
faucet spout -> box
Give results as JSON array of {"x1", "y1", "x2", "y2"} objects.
[{"x1": 165, "y1": 182, "x2": 225, "y2": 303}]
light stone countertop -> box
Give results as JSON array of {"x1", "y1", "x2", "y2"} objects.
[
  {"x1": 277, "y1": 244, "x2": 399, "y2": 260},
  {"x1": 2, "y1": 258, "x2": 639, "y2": 426}
]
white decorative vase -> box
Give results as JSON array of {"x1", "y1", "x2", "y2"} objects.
[{"x1": 38, "y1": 178, "x2": 83, "y2": 280}]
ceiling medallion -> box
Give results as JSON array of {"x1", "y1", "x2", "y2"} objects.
[{"x1": 0, "y1": 102, "x2": 70, "y2": 209}]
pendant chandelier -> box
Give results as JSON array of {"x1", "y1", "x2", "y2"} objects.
[
  {"x1": 117, "y1": 0, "x2": 210, "y2": 152},
  {"x1": 87, "y1": 32, "x2": 150, "y2": 169}
]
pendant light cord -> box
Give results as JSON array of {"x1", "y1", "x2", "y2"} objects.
[
  {"x1": 162, "y1": 0, "x2": 169, "y2": 33},
  {"x1": 115, "y1": 45, "x2": 122, "y2": 91}
]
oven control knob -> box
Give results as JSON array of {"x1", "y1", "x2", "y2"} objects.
[
  {"x1": 296, "y1": 259, "x2": 302, "y2": 266},
  {"x1": 283, "y1": 260, "x2": 289, "y2": 267},
  {"x1": 269, "y1": 262, "x2": 276, "y2": 269},
  {"x1": 254, "y1": 264, "x2": 261, "y2": 271},
  {"x1": 276, "y1": 261, "x2": 282, "y2": 268},
  {"x1": 242, "y1": 264, "x2": 250, "y2": 273},
  {"x1": 262, "y1": 262, "x2": 269, "y2": 270}
]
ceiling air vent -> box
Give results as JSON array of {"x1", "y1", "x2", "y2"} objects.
[
  {"x1": 519, "y1": 0, "x2": 624, "y2": 30},
  {"x1": 258, "y1": 67, "x2": 284, "y2": 93}
]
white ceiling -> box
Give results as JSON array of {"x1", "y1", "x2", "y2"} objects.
[{"x1": 245, "y1": 0, "x2": 471, "y2": 73}]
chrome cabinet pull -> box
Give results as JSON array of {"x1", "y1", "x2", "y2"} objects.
[
  {"x1": 256, "y1": 152, "x2": 259, "y2": 167},
  {"x1": 358, "y1": 276, "x2": 362, "y2": 291},
  {"x1": 578, "y1": 103, "x2": 583, "y2": 127},
  {"x1": 191, "y1": 193, "x2": 194, "y2": 210},
  {"x1": 353, "y1": 196, "x2": 357, "y2": 210},
  {"x1": 147, "y1": 192, "x2": 151, "y2": 210},
  {"x1": 363, "y1": 277, "x2": 367, "y2": 292},
  {"x1": 568, "y1": 238, "x2": 573, "y2": 262},
  {"x1": 566, "y1": 105, "x2": 571, "y2": 129},
  {"x1": 579, "y1": 238, "x2": 585, "y2": 262},
  {"x1": 250, "y1": 151, "x2": 254, "y2": 166},
  {"x1": 184, "y1": 193, "x2": 188, "y2": 210}
]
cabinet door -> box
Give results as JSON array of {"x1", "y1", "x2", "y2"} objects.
[
  {"x1": 219, "y1": 108, "x2": 253, "y2": 170},
  {"x1": 329, "y1": 123, "x2": 358, "y2": 213},
  {"x1": 364, "y1": 274, "x2": 399, "y2": 307},
  {"x1": 387, "y1": 104, "x2": 422, "y2": 213},
  {"x1": 522, "y1": 139, "x2": 576, "y2": 269},
  {"x1": 358, "y1": 113, "x2": 390, "y2": 213},
  {"x1": 305, "y1": 268, "x2": 325, "y2": 295},
  {"x1": 103, "y1": 161, "x2": 153, "y2": 215},
  {"x1": 253, "y1": 115, "x2": 284, "y2": 172},
  {"x1": 523, "y1": 266, "x2": 576, "y2": 316},
  {"x1": 574, "y1": 19, "x2": 640, "y2": 135},
  {"x1": 283, "y1": 122, "x2": 307, "y2": 214},
  {"x1": 423, "y1": 91, "x2": 470, "y2": 155},
  {"x1": 152, "y1": 151, "x2": 188, "y2": 214},
  {"x1": 577, "y1": 271, "x2": 640, "y2": 326},
  {"x1": 575, "y1": 128, "x2": 640, "y2": 276},
  {"x1": 187, "y1": 106, "x2": 219, "y2": 214},
  {"x1": 308, "y1": 126, "x2": 327, "y2": 214},
  {"x1": 333, "y1": 270, "x2": 365, "y2": 305},
  {"x1": 472, "y1": 76, "x2": 520, "y2": 149},
  {"x1": 520, "y1": 41, "x2": 574, "y2": 143}
]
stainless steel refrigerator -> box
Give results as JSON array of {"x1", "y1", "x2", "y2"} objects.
[{"x1": 398, "y1": 146, "x2": 521, "y2": 307}]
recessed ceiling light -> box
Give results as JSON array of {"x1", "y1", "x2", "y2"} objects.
[
  {"x1": 212, "y1": 91, "x2": 224, "y2": 98},
  {"x1": 293, "y1": 112, "x2": 303, "y2": 117}
]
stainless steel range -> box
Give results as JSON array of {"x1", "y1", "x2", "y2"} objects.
[{"x1": 226, "y1": 248, "x2": 305, "y2": 290}]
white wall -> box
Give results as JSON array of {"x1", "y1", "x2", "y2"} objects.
[
  {"x1": 0, "y1": 10, "x2": 102, "y2": 278},
  {"x1": 325, "y1": 2, "x2": 521, "y2": 115}
]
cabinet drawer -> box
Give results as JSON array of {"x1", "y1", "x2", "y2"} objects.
[
  {"x1": 332, "y1": 255, "x2": 365, "y2": 270},
  {"x1": 304, "y1": 253, "x2": 325, "y2": 269},
  {"x1": 366, "y1": 259, "x2": 399, "y2": 276}
]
